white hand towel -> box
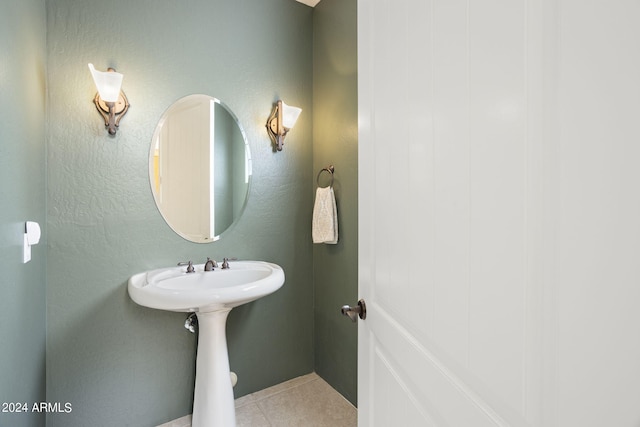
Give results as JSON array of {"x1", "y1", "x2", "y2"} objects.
[{"x1": 312, "y1": 186, "x2": 338, "y2": 244}]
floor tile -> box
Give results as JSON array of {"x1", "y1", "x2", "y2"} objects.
[
  {"x1": 156, "y1": 372, "x2": 356, "y2": 427},
  {"x1": 250, "y1": 372, "x2": 318, "y2": 401},
  {"x1": 236, "y1": 402, "x2": 271, "y2": 427},
  {"x1": 256, "y1": 376, "x2": 357, "y2": 427}
]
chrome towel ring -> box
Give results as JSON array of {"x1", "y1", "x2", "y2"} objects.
[{"x1": 316, "y1": 165, "x2": 335, "y2": 188}]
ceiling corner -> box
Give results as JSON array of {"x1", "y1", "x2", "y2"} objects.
[{"x1": 295, "y1": 0, "x2": 322, "y2": 7}]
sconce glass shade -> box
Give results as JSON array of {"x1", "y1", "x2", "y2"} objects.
[
  {"x1": 88, "y1": 63, "x2": 129, "y2": 135},
  {"x1": 266, "y1": 99, "x2": 302, "y2": 151},
  {"x1": 88, "y1": 63, "x2": 123, "y2": 103},
  {"x1": 281, "y1": 101, "x2": 302, "y2": 129}
]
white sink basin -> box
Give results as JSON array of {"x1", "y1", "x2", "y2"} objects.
[
  {"x1": 128, "y1": 260, "x2": 284, "y2": 312},
  {"x1": 128, "y1": 260, "x2": 285, "y2": 427}
]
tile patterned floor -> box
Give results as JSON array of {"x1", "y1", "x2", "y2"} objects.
[{"x1": 157, "y1": 373, "x2": 357, "y2": 427}]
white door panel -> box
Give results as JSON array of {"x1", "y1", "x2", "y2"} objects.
[
  {"x1": 368, "y1": 303, "x2": 513, "y2": 426},
  {"x1": 359, "y1": 0, "x2": 640, "y2": 426},
  {"x1": 359, "y1": 0, "x2": 544, "y2": 425}
]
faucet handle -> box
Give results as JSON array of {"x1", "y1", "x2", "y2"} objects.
[
  {"x1": 221, "y1": 257, "x2": 237, "y2": 269},
  {"x1": 178, "y1": 261, "x2": 195, "y2": 273}
]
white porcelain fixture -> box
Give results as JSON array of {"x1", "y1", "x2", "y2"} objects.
[{"x1": 128, "y1": 260, "x2": 285, "y2": 427}]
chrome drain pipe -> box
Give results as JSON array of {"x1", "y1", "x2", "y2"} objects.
[{"x1": 184, "y1": 313, "x2": 198, "y2": 333}]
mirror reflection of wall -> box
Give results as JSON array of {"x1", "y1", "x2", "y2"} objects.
[
  {"x1": 150, "y1": 95, "x2": 251, "y2": 243},
  {"x1": 214, "y1": 102, "x2": 248, "y2": 235}
]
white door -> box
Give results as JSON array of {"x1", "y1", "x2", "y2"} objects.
[{"x1": 357, "y1": 0, "x2": 640, "y2": 426}]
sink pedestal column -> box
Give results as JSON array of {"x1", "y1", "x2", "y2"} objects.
[{"x1": 191, "y1": 309, "x2": 236, "y2": 427}]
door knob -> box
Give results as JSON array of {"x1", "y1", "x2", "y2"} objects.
[{"x1": 341, "y1": 299, "x2": 366, "y2": 322}]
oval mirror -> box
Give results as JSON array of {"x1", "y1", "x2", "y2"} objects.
[{"x1": 149, "y1": 95, "x2": 251, "y2": 243}]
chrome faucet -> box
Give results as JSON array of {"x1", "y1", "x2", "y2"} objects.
[
  {"x1": 204, "y1": 257, "x2": 218, "y2": 271},
  {"x1": 178, "y1": 261, "x2": 195, "y2": 273}
]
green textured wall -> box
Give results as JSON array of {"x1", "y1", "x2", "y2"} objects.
[
  {"x1": 312, "y1": 0, "x2": 358, "y2": 406},
  {"x1": 0, "y1": 1, "x2": 47, "y2": 427},
  {"x1": 45, "y1": 0, "x2": 313, "y2": 425}
]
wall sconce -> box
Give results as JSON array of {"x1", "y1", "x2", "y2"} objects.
[
  {"x1": 88, "y1": 63, "x2": 130, "y2": 135},
  {"x1": 266, "y1": 100, "x2": 302, "y2": 151}
]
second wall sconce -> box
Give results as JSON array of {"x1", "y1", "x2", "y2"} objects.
[
  {"x1": 266, "y1": 100, "x2": 302, "y2": 151},
  {"x1": 88, "y1": 63, "x2": 130, "y2": 135}
]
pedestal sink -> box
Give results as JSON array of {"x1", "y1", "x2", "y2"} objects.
[{"x1": 128, "y1": 260, "x2": 285, "y2": 427}]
